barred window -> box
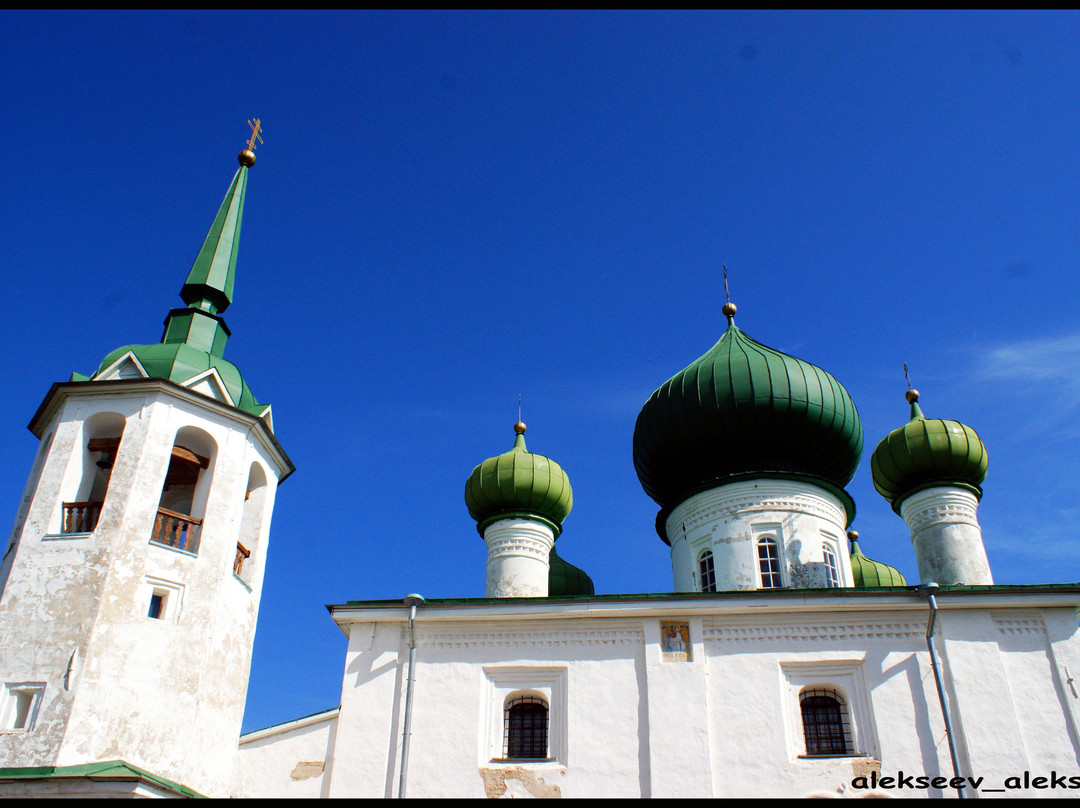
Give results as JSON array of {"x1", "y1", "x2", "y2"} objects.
[
  {"x1": 799, "y1": 688, "x2": 853, "y2": 756},
  {"x1": 504, "y1": 696, "x2": 549, "y2": 760},
  {"x1": 823, "y1": 545, "x2": 840, "y2": 588},
  {"x1": 698, "y1": 549, "x2": 717, "y2": 592},
  {"x1": 757, "y1": 537, "x2": 782, "y2": 589}
]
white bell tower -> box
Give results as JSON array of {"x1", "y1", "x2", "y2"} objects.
[{"x1": 0, "y1": 137, "x2": 293, "y2": 798}]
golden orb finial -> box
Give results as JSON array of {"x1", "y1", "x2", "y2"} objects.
[
  {"x1": 238, "y1": 149, "x2": 256, "y2": 167},
  {"x1": 905, "y1": 388, "x2": 920, "y2": 404},
  {"x1": 847, "y1": 530, "x2": 859, "y2": 541},
  {"x1": 514, "y1": 420, "x2": 527, "y2": 435},
  {"x1": 721, "y1": 263, "x2": 736, "y2": 319}
]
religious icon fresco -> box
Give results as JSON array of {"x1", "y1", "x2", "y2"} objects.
[{"x1": 660, "y1": 621, "x2": 691, "y2": 662}]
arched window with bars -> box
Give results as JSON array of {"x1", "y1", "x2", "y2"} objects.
[
  {"x1": 799, "y1": 687, "x2": 853, "y2": 756},
  {"x1": 503, "y1": 695, "x2": 549, "y2": 760},
  {"x1": 757, "y1": 537, "x2": 783, "y2": 589},
  {"x1": 698, "y1": 549, "x2": 716, "y2": 592}
]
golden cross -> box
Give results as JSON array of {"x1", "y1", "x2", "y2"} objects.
[
  {"x1": 246, "y1": 118, "x2": 264, "y2": 151},
  {"x1": 903, "y1": 362, "x2": 912, "y2": 390}
]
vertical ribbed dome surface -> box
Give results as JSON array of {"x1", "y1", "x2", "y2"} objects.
[
  {"x1": 465, "y1": 429, "x2": 573, "y2": 535},
  {"x1": 870, "y1": 397, "x2": 988, "y2": 512},
  {"x1": 547, "y1": 548, "x2": 595, "y2": 596},
  {"x1": 633, "y1": 320, "x2": 863, "y2": 509},
  {"x1": 849, "y1": 537, "x2": 908, "y2": 587}
]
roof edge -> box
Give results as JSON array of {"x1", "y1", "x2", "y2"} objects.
[
  {"x1": 27, "y1": 379, "x2": 294, "y2": 483},
  {"x1": 328, "y1": 583, "x2": 1080, "y2": 625},
  {"x1": 0, "y1": 759, "x2": 205, "y2": 798}
]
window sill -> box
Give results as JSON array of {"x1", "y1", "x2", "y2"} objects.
[
  {"x1": 148, "y1": 540, "x2": 198, "y2": 559},
  {"x1": 233, "y1": 572, "x2": 252, "y2": 592},
  {"x1": 485, "y1": 759, "x2": 564, "y2": 770},
  {"x1": 43, "y1": 532, "x2": 93, "y2": 541},
  {"x1": 797, "y1": 753, "x2": 868, "y2": 760}
]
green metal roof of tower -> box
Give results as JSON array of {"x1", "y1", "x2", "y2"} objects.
[
  {"x1": 633, "y1": 302, "x2": 863, "y2": 514},
  {"x1": 465, "y1": 421, "x2": 573, "y2": 537},
  {"x1": 847, "y1": 531, "x2": 907, "y2": 588},
  {"x1": 80, "y1": 131, "x2": 271, "y2": 422},
  {"x1": 870, "y1": 388, "x2": 988, "y2": 513}
]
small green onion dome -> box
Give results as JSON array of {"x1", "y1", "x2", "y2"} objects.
[
  {"x1": 870, "y1": 390, "x2": 988, "y2": 513},
  {"x1": 465, "y1": 422, "x2": 573, "y2": 537},
  {"x1": 548, "y1": 547, "x2": 595, "y2": 596},
  {"x1": 633, "y1": 315, "x2": 863, "y2": 511},
  {"x1": 848, "y1": 531, "x2": 907, "y2": 588},
  {"x1": 93, "y1": 342, "x2": 263, "y2": 417}
]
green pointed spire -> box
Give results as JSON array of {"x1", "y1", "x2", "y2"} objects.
[
  {"x1": 160, "y1": 148, "x2": 255, "y2": 359},
  {"x1": 88, "y1": 139, "x2": 269, "y2": 421},
  {"x1": 180, "y1": 164, "x2": 247, "y2": 316}
]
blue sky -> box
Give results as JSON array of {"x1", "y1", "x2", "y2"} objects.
[{"x1": 3, "y1": 10, "x2": 1080, "y2": 734}]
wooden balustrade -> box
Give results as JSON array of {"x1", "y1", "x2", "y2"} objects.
[
  {"x1": 62, "y1": 501, "x2": 103, "y2": 534},
  {"x1": 150, "y1": 507, "x2": 203, "y2": 554},
  {"x1": 234, "y1": 542, "x2": 251, "y2": 576}
]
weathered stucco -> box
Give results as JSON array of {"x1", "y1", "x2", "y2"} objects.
[
  {"x1": 234, "y1": 709, "x2": 338, "y2": 798},
  {"x1": 0, "y1": 381, "x2": 288, "y2": 798},
  {"x1": 901, "y1": 486, "x2": 993, "y2": 586},
  {"x1": 666, "y1": 479, "x2": 853, "y2": 592},
  {"x1": 231, "y1": 593, "x2": 1080, "y2": 799}
]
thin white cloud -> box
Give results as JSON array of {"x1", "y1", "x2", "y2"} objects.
[{"x1": 971, "y1": 332, "x2": 1080, "y2": 437}]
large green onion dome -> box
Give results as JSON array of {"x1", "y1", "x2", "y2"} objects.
[
  {"x1": 870, "y1": 389, "x2": 988, "y2": 513},
  {"x1": 465, "y1": 422, "x2": 573, "y2": 537},
  {"x1": 633, "y1": 307, "x2": 863, "y2": 512},
  {"x1": 848, "y1": 531, "x2": 907, "y2": 588}
]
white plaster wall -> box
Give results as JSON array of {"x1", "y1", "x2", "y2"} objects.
[
  {"x1": 234, "y1": 711, "x2": 338, "y2": 798},
  {"x1": 325, "y1": 621, "x2": 403, "y2": 798},
  {"x1": 666, "y1": 479, "x2": 851, "y2": 592},
  {"x1": 0, "y1": 397, "x2": 145, "y2": 769},
  {"x1": 296, "y1": 599, "x2": 1080, "y2": 799},
  {"x1": 401, "y1": 618, "x2": 645, "y2": 799},
  {"x1": 0, "y1": 385, "x2": 285, "y2": 798}
]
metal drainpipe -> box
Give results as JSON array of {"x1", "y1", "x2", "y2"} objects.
[
  {"x1": 916, "y1": 582, "x2": 966, "y2": 799},
  {"x1": 397, "y1": 594, "x2": 424, "y2": 799}
]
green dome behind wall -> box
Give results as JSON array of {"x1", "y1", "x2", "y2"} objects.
[
  {"x1": 548, "y1": 548, "x2": 595, "y2": 597},
  {"x1": 848, "y1": 532, "x2": 908, "y2": 588}
]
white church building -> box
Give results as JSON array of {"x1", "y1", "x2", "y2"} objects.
[{"x1": 1, "y1": 139, "x2": 1079, "y2": 799}]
